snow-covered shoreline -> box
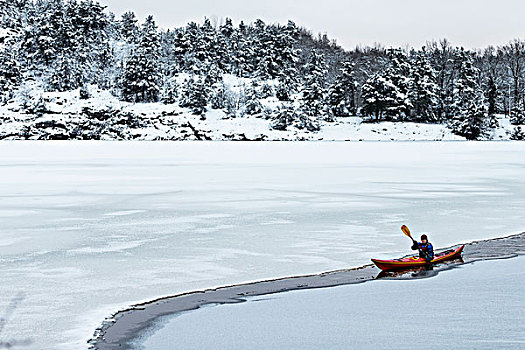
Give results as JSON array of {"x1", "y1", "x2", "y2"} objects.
[{"x1": 0, "y1": 83, "x2": 520, "y2": 141}]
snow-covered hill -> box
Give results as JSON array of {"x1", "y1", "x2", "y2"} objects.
[{"x1": 0, "y1": 81, "x2": 519, "y2": 141}]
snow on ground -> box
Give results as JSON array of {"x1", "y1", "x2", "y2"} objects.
[
  {"x1": 0, "y1": 83, "x2": 521, "y2": 140},
  {"x1": 0, "y1": 142, "x2": 524, "y2": 349},
  {"x1": 141, "y1": 257, "x2": 525, "y2": 350}
]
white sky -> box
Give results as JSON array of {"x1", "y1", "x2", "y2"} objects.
[{"x1": 100, "y1": 0, "x2": 525, "y2": 50}]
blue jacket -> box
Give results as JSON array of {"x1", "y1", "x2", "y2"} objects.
[{"x1": 412, "y1": 241, "x2": 434, "y2": 259}]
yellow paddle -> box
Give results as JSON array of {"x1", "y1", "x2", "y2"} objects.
[
  {"x1": 401, "y1": 225, "x2": 416, "y2": 244},
  {"x1": 401, "y1": 225, "x2": 430, "y2": 262}
]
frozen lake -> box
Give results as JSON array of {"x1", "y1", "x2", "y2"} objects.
[
  {"x1": 140, "y1": 257, "x2": 525, "y2": 350},
  {"x1": 0, "y1": 142, "x2": 524, "y2": 349}
]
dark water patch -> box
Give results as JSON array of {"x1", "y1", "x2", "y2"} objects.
[{"x1": 89, "y1": 232, "x2": 525, "y2": 350}]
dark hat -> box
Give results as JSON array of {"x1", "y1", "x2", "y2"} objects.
[{"x1": 421, "y1": 234, "x2": 428, "y2": 241}]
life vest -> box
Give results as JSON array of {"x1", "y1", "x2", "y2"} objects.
[{"x1": 419, "y1": 242, "x2": 434, "y2": 258}]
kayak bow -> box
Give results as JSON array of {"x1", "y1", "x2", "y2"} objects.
[{"x1": 371, "y1": 245, "x2": 465, "y2": 271}]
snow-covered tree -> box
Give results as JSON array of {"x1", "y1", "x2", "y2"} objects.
[
  {"x1": 295, "y1": 109, "x2": 321, "y2": 132},
  {"x1": 361, "y1": 50, "x2": 411, "y2": 121},
  {"x1": 121, "y1": 16, "x2": 161, "y2": 102},
  {"x1": 119, "y1": 11, "x2": 139, "y2": 43},
  {"x1": 180, "y1": 77, "x2": 208, "y2": 115},
  {"x1": 203, "y1": 63, "x2": 222, "y2": 86},
  {"x1": 271, "y1": 102, "x2": 297, "y2": 130},
  {"x1": 485, "y1": 75, "x2": 499, "y2": 128},
  {"x1": 509, "y1": 101, "x2": 525, "y2": 125},
  {"x1": 361, "y1": 72, "x2": 399, "y2": 121},
  {"x1": 386, "y1": 49, "x2": 411, "y2": 119},
  {"x1": 243, "y1": 82, "x2": 263, "y2": 116},
  {"x1": 160, "y1": 78, "x2": 179, "y2": 105},
  {"x1": 450, "y1": 50, "x2": 489, "y2": 140},
  {"x1": 327, "y1": 61, "x2": 357, "y2": 117},
  {"x1": 210, "y1": 82, "x2": 226, "y2": 110},
  {"x1": 79, "y1": 84, "x2": 90, "y2": 99},
  {"x1": 510, "y1": 126, "x2": 525, "y2": 140},
  {"x1": 408, "y1": 52, "x2": 439, "y2": 121},
  {"x1": 451, "y1": 102, "x2": 488, "y2": 140},
  {"x1": 0, "y1": 49, "x2": 21, "y2": 102},
  {"x1": 276, "y1": 77, "x2": 292, "y2": 101},
  {"x1": 47, "y1": 53, "x2": 83, "y2": 91},
  {"x1": 231, "y1": 21, "x2": 255, "y2": 77},
  {"x1": 301, "y1": 49, "x2": 328, "y2": 120},
  {"x1": 7, "y1": 3, "x2": 525, "y2": 139}
]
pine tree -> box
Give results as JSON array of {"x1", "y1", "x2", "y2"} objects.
[
  {"x1": 0, "y1": 48, "x2": 21, "y2": 103},
  {"x1": 210, "y1": 82, "x2": 226, "y2": 110},
  {"x1": 79, "y1": 84, "x2": 90, "y2": 99},
  {"x1": 486, "y1": 76, "x2": 498, "y2": 117},
  {"x1": 426, "y1": 40, "x2": 458, "y2": 121},
  {"x1": 26, "y1": 0, "x2": 60, "y2": 64},
  {"x1": 185, "y1": 18, "x2": 219, "y2": 75},
  {"x1": 253, "y1": 21, "x2": 299, "y2": 80},
  {"x1": 327, "y1": 61, "x2": 357, "y2": 117},
  {"x1": 202, "y1": 63, "x2": 222, "y2": 86},
  {"x1": 120, "y1": 11, "x2": 139, "y2": 43},
  {"x1": 180, "y1": 77, "x2": 208, "y2": 115},
  {"x1": 271, "y1": 102, "x2": 297, "y2": 130},
  {"x1": 172, "y1": 28, "x2": 191, "y2": 72},
  {"x1": 216, "y1": 17, "x2": 234, "y2": 72},
  {"x1": 47, "y1": 52, "x2": 82, "y2": 91},
  {"x1": 231, "y1": 21, "x2": 255, "y2": 77},
  {"x1": 301, "y1": 49, "x2": 328, "y2": 121},
  {"x1": 451, "y1": 102, "x2": 488, "y2": 140},
  {"x1": 451, "y1": 50, "x2": 480, "y2": 116},
  {"x1": 386, "y1": 49, "x2": 411, "y2": 119},
  {"x1": 160, "y1": 78, "x2": 179, "y2": 105},
  {"x1": 510, "y1": 126, "x2": 525, "y2": 140},
  {"x1": 260, "y1": 82, "x2": 274, "y2": 98},
  {"x1": 121, "y1": 16, "x2": 161, "y2": 102},
  {"x1": 450, "y1": 50, "x2": 488, "y2": 140},
  {"x1": 120, "y1": 52, "x2": 141, "y2": 102},
  {"x1": 243, "y1": 82, "x2": 263, "y2": 116},
  {"x1": 361, "y1": 72, "x2": 398, "y2": 121},
  {"x1": 361, "y1": 50, "x2": 411, "y2": 121},
  {"x1": 295, "y1": 109, "x2": 321, "y2": 132},
  {"x1": 408, "y1": 52, "x2": 439, "y2": 122},
  {"x1": 140, "y1": 15, "x2": 161, "y2": 58},
  {"x1": 276, "y1": 77, "x2": 292, "y2": 101},
  {"x1": 509, "y1": 101, "x2": 525, "y2": 125},
  {"x1": 485, "y1": 76, "x2": 499, "y2": 128}
]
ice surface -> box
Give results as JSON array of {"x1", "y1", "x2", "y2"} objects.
[
  {"x1": 0, "y1": 142, "x2": 524, "y2": 349},
  {"x1": 140, "y1": 257, "x2": 525, "y2": 350}
]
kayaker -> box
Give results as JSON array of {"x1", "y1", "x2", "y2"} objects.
[{"x1": 411, "y1": 234, "x2": 434, "y2": 263}]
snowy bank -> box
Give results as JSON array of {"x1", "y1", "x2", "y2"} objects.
[{"x1": 0, "y1": 84, "x2": 521, "y2": 141}]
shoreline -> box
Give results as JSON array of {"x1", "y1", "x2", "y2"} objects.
[{"x1": 89, "y1": 232, "x2": 525, "y2": 350}]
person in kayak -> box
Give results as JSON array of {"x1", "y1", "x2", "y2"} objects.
[{"x1": 411, "y1": 234, "x2": 434, "y2": 263}]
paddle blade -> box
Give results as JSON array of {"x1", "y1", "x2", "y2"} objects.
[{"x1": 401, "y1": 225, "x2": 412, "y2": 238}]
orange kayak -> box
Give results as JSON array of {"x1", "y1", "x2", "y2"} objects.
[{"x1": 371, "y1": 245, "x2": 465, "y2": 271}]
